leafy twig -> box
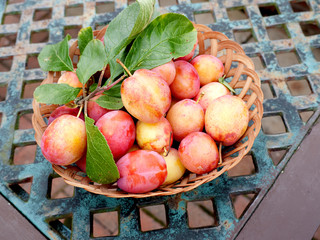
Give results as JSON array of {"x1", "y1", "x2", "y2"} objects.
[{"x1": 76, "y1": 75, "x2": 126, "y2": 106}]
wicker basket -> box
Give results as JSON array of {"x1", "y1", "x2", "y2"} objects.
[{"x1": 32, "y1": 24, "x2": 264, "y2": 198}]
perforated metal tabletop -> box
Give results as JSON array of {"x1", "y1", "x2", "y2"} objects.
[{"x1": 0, "y1": 0, "x2": 320, "y2": 239}]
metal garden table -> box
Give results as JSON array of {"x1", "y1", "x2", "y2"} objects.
[{"x1": 1, "y1": 0, "x2": 320, "y2": 239}]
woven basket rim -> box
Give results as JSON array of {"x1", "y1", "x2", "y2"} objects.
[{"x1": 32, "y1": 23, "x2": 264, "y2": 198}]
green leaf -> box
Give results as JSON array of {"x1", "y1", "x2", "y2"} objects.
[
  {"x1": 78, "y1": 27, "x2": 94, "y2": 55},
  {"x1": 104, "y1": 0, "x2": 155, "y2": 80},
  {"x1": 95, "y1": 95, "x2": 123, "y2": 110},
  {"x1": 125, "y1": 13, "x2": 197, "y2": 71},
  {"x1": 85, "y1": 116, "x2": 120, "y2": 184},
  {"x1": 33, "y1": 83, "x2": 80, "y2": 104},
  {"x1": 104, "y1": 83, "x2": 121, "y2": 98},
  {"x1": 76, "y1": 39, "x2": 107, "y2": 85},
  {"x1": 89, "y1": 83, "x2": 98, "y2": 93},
  {"x1": 38, "y1": 35, "x2": 74, "y2": 72}
]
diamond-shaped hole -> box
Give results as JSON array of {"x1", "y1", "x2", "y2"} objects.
[
  {"x1": 194, "y1": 12, "x2": 215, "y2": 25},
  {"x1": 262, "y1": 114, "x2": 287, "y2": 134},
  {"x1": 313, "y1": 224, "x2": 320, "y2": 240},
  {"x1": 191, "y1": 0, "x2": 209, "y2": 3},
  {"x1": 8, "y1": 177, "x2": 33, "y2": 202},
  {"x1": 96, "y1": 2, "x2": 115, "y2": 14},
  {"x1": 267, "y1": 24, "x2": 290, "y2": 40},
  {"x1": 0, "y1": 56, "x2": 13, "y2": 72},
  {"x1": 26, "y1": 54, "x2": 40, "y2": 69},
  {"x1": 187, "y1": 199, "x2": 218, "y2": 228},
  {"x1": 250, "y1": 54, "x2": 265, "y2": 70},
  {"x1": 259, "y1": 4, "x2": 279, "y2": 17},
  {"x1": 22, "y1": 80, "x2": 42, "y2": 99},
  {"x1": 33, "y1": 8, "x2": 52, "y2": 21},
  {"x1": 276, "y1": 51, "x2": 300, "y2": 67},
  {"x1": 311, "y1": 46, "x2": 320, "y2": 61},
  {"x1": 48, "y1": 215, "x2": 73, "y2": 239},
  {"x1": 48, "y1": 175, "x2": 74, "y2": 199},
  {"x1": 2, "y1": 12, "x2": 21, "y2": 24},
  {"x1": 159, "y1": 0, "x2": 177, "y2": 7},
  {"x1": 228, "y1": 154, "x2": 256, "y2": 177},
  {"x1": 261, "y1": 81, "x2": 276, "y2": 99},
  {"x1": 268, "y1": 147, "x2": 290, "y2": 165},
  {"x1": 287, "y1": 78, "x2": 312, "y2": 96},
  {"x1": 0, "y1": 83, "x2": 7, "y2": 101},
  {"x1": 227, "y1": 7, "x2": 248, "y2": 21},
  {"x1": 65, "y1": 4, "x2": 83, "y2": 17},
  {"x1": 13, "y1": 145, "x2": 37, "y2": 165},
  {"x1": 17, "y1": 110, "x2": 33, "y2": 129},
  {"x1": 233, "y1": 29, "x2": 257, "y2": 44},
  {"x1": 139, "y1": 204, "x2": 167, "y2": 232},
  {"x1": 64, "y1": 25, "x2": 82, "y2": 39},
  {"x1": 230, "y1": 191, "x2": 258, "y2": 219},
  {"x1": 0, "y1": 33, "x2": 17, "y2": 47},
  {"x1": 91, "y1": 210, "x2": 119, "y2": 237},
  {"x1": 290, "y1": 0, "x2": 311, "y2": 12},
  {"x1": 298, "y1": 109, "x2": 315, "y2": 123},
  {"x1": 30, "y1": 30, "x2": 49, "y2": 43},
  {"x1": 300, "y1": 21, "x2": 320, "y2": 36}
]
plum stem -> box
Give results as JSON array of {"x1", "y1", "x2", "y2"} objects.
[
  {"x1": 196, "y1": 92, "x2": 205, "y2": 104},
  {"x1": 77, "y1": 104, "x2": 83, "y2": 118},
  {"x1": 97, "y1": 65, "x2": 107, "y2": 88},
  {"x1": 162, "y1": 131, "x2": 172, "y2": 157},
  {"x1": 116, "y1": 58, "x2": 132, "y2": 77},
  {"x1": 218, "y1": 142, "x2": 223, "y2": 165},
  {"x1": 219, "y1": 75, "x2": 235, "y2": 93}
]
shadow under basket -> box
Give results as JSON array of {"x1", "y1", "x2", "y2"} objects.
[{"x1": 32, "y1": 24, "x2": 264, "y2": 198}]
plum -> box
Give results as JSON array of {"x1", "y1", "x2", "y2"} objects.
[
  {"x1": 95, "y1": 110, "x2": 135, "y2": 160},
  {"x1": 41, "y1": 115, "x2": 87, "y2": 165},
  {"x1": 57, "y1": 71, "x2": 83, "y2": 97},
  {"x1": 178, "y1": 132, "x2": 219, "y2": 174},
  {"x1": 121, "y1": 69, "x2": 171, "y2": 123},
  {"x1": 87, "y1": 94, "x2": 111, "y2": 122},
  {"x1": 136, "y1": 117, "x2": 173, "y2": 153},
  {"x1": 151, "y1": 60, "x2": 176, "y2": 85},
  {"x1": 76, "y1": 155, "x2": 86, "y2": 172},
  {"x1": 48, "y1": 105, "x2": 84, "y2": 125},
  {"x1": 193, "y1": 82, "x2": 230, "y2": 113},
  {"x1": 166, "y1": 99, "x2": 204, "y2": 142},
  {"x1": 116, "y1": 150, "x2": 167, "y2": 193},
  {"x1": 205, "y1": 95, "x2": 249, "y2": 146},
  {"x1": 162, "y1": 148, "x2": 186, "y2": 185},
  {"x1": 170, "y1": 60, "x2": 200, "y2": 99},
  {"x1": 190, "y1": 55, "x2": 224, "y2": 86}
]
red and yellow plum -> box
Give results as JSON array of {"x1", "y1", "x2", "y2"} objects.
[
  {"x1": 87, "y1": 94, "x2": 111, "y2": 122},
  {"x1": 162, "y1": 148, "x2": 185, "y2": 185},
  {"x1": 136, "y1": 117, "x2": 173, "y2": 153},
  {"x1": 170, "y1": 60, "x2": 200, "y2": 99},
  {"x1": 194, "y1": 82, "x2": 230, "y2": 113},
  {"x1": 191, "y1": 55, "x2": 224, "y2": 86},
  {"x1": 41, "y1": 115, "x2": 87, "y2": 165},
  {"x1": 166, "y1": 99, "x2": 204, "y2": 142},
  {"x1": 96, "y1": 110, "x2": 135, "y2": 160},
  {"x1": 48, "y1": 105, "x2": 84, "y2": 125},
  {"x1": 121, "y1": 69, "x2": 171, "y2": 123},
  {"x1": 178, "y1": 132, "x2": 219, "y2": 174},
  {"x1": 151, "y1": 60, "x2": 176, "y2": 85},
  {"x1": 205, "y1": 95, "x2": 249, "y2": 146},
  {"x1": 57, "y1": 71, "x2": 83, "y2": 97},
  {"x1": 116, "y1": 150, "x2": 167, "y2": 193}
]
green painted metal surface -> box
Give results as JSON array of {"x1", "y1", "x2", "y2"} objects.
[{"x1": 0, "y1": 0, "x2": 319, "y2": 239}]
